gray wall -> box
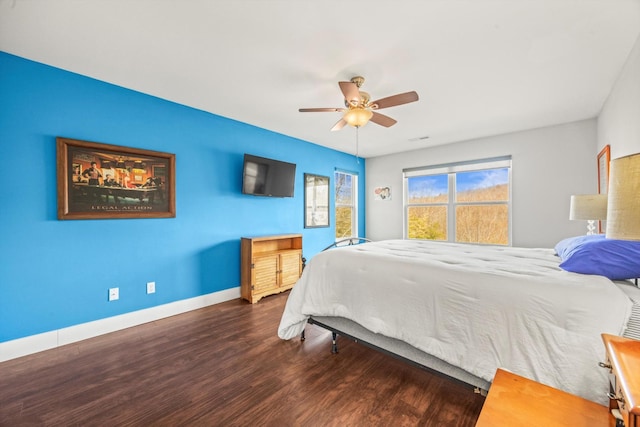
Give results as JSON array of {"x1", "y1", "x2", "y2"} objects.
[
  {"x1": 598, "y1": 33, "x2": 640, "y2": 159},
  {"x1": 366, "y1": 119, "x2": 597, "y2": 248}
]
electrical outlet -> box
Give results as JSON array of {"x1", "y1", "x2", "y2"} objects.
[
  {"x1": 108, "y1": 287, "x2": 119, "y2": 301},
  {"x1": 146, "y1": 281, "x2": 156, "y2": 294}
]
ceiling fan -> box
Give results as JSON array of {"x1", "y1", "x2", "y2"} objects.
[{"x1": 299, "y1": 76, "x2": 419, "y2": 131}]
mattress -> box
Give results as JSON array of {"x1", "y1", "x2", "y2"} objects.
[{"x1": 278, "y1": 239, "x2": 634, "y2": 404}]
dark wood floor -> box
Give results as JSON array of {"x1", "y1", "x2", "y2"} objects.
[{"x1": 0, "y1": 292, "x2": 485, "y2": 426}]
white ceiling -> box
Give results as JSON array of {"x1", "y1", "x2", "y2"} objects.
[{"x1": 1, "y1": 0, "x2": 639, "y2": 158}]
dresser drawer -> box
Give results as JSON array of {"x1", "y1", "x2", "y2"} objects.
[{"x1": 602, "y1": 334, "x2": 640, "y2": 427}]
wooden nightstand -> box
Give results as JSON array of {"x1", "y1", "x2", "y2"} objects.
[
  {"x1": 476, "y1": 368, "x2": 614, "y2": 426},
  {"x1": 601, "y1": 334, "x2": 640, "y2": 427}
]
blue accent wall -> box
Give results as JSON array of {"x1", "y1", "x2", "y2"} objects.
[{"x1": 0, "y1": 52, "x2": 365, "y2": 343}]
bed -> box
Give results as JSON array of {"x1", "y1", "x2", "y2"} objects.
[{"x1": 277, "y1": 238, "x2": 640, "y2": 405}]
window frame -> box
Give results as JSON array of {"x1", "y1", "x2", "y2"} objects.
[
  {"x1": 334, "y1": 170, "x2": 358, "y2": 241},
  {"x1": 403, "y1": 156, "x2": 512, "y2": 245}
]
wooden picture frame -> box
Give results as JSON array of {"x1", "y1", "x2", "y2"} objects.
[
  {"x1": 56, "y1": 137, "x2": 176, "y2": 220},
  {"x1": 597, "y1": 145, "x2": 610, "y2": 195},
  {"x1": 597, "y1": 144, "x2": 610, "y2": 233},
  {"x1": 304, "y1": 173, "x2": 329, "y2": 228}
]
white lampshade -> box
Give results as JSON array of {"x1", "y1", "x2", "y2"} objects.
[
  {"x1": 569, "y1": 194, "x2": 608, "y2": 220},
  {"x1": 570, "y1": 194, "x2": 608, "y2": 235},
  {"x1": 606, "y1": 152, "x2": 640, "y2": 241}
]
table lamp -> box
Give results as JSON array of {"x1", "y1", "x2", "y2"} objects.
[{"x1": 570, "y1": 194, "x2": 608, "y2": 235}]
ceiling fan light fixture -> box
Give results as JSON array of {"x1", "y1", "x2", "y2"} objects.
[{"x1": 343, "y1": 107, "x2": 373, "y2": 128}]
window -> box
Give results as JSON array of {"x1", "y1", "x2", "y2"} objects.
[
  {"x1": 406, "y1": 174, "x2": 449, "y2": 240},
  {"x1": 404, "y1": 157, "x2": 511, "y2": 245},
  {"x1": 335, "y1": 171, "x2": 358, "y2": 240}
]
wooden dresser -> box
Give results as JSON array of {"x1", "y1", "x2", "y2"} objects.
[
  {"x1": 602, "y1": 333, "x2": 640, "y2": 426},
  {"x1": 476, "y1": 368, "x2": 614, "y2": 426},
  {"x1": 240, "y1": 234, "x2": 302, "y2": 304}
]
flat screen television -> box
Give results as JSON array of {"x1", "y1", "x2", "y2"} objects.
[{"x1": 242, "y1": 154, "x2": 296, "y2": 197}]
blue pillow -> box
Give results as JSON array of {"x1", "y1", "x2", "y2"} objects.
[{"x1": 554, "y1": 234, "x2": 640, "y2": 280}]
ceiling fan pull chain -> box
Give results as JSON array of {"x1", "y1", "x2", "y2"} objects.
[{"x1": 355, "y1": 126, "x2": 360, "y2": 163}]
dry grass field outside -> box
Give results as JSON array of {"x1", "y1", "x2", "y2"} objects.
[{"x1": 408, "y1": 184, "x2": 509, "y2": 244}]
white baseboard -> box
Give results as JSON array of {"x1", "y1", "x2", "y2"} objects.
[{"x1": 0, "y1": 287, "x2": 241, "y2": 363}]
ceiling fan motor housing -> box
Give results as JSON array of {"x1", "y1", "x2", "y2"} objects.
[{"x1": 350, "y1": 76, "x2": 365, "y2": 87}]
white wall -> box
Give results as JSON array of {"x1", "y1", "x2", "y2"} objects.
[
  {"x1": 598, "y1": 33, "x2": 640, "y2": 158},
  {"x1": 366, "y1": 119, "x2": 597, "y2": 248}
]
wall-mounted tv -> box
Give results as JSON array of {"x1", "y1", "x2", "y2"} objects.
[{"x1": 242, "y1": 153, "x2": 296, "y2": 197}]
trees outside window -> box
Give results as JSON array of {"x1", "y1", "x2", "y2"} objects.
[
  {"x1": 335, "y1": 171, "x2": 358, "y2": 240},
  {"x1": 405, "y1": 159, "x2": 511, "y2": 245}
]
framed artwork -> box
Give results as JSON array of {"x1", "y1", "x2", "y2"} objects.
[
  {"x1": 597, "y1": 145, "x2": 610, "y2": 195},
  {"x1": 374, "y1": 186, "x2": 391, "y2": 201},
  {"x1": 597, "y1": 144, "x2": 610, "y2": 233},
  {"x1": 56, "y1": 137, "x2": 176, "y2": 220},
  {"x1": 304, "y1": 173, "x2": 329, "y2": 228}
]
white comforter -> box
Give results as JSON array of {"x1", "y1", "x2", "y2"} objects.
[{"x1": 278, "y1": 239, "x2": 632, "y2": 404}]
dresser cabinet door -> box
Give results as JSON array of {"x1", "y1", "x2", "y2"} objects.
[
  {"x1": 280, "y1": 251, "x2": 302, "y2": 288},
  {"x1": 252, "y1": 255, "x2": 279, "y2": 293}
]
